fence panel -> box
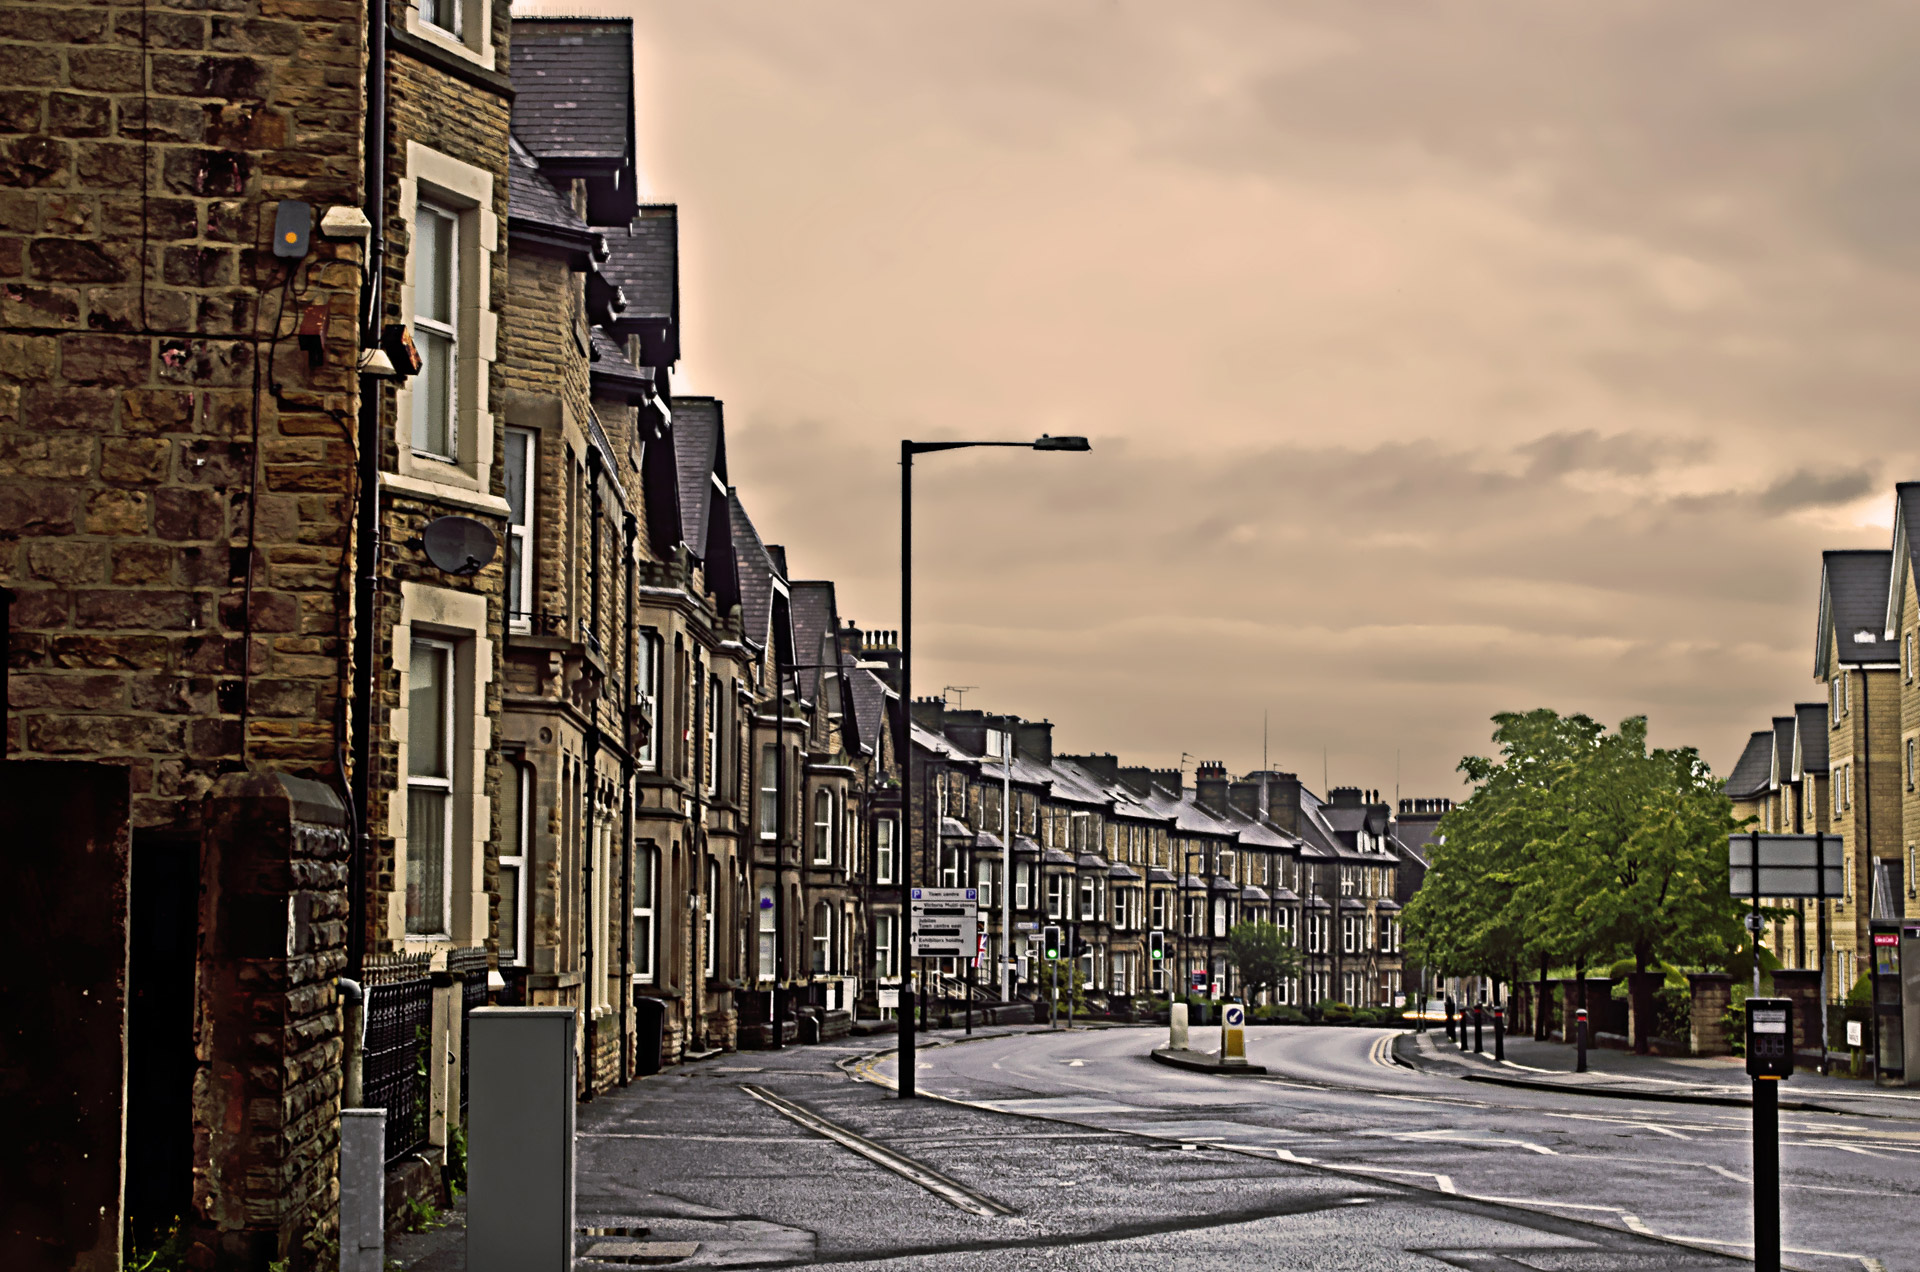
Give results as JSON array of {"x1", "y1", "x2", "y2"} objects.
[{"x1": 363, "y1": 963, "x2": 433, "y2": 1164}]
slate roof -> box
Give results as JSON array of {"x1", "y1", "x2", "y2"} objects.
[
  {"x1": 846, "y1": 669, "x2": 894, "y2": 763},
  {"x1": 669, "y1": 397, "x2": 722, "y2": 561},
  {"x1": 727, "y1": 489, "x2": 776, "y2": 653},
  {"x1": 509, "y1": 19, "x2": 634, "y2": 163},
  {"x1": 1770, "y1": 715, "x2": 1796, "y2": 790},
  {"x1": 506, "y1": 136, "x2": 588, "y2": 235},
  {"x1": 595, "y1": 206, "x2": 676, "y2": 321},
  {"x1": 1724, "y1": 730, "x2": 1774, "y2": 801},
  {"x1": 788, "y1": 581, "x2": 839, "y2": 702},
  {"x1": 1818, "y1": 549, "x2": 1898, "y2": 674},
  {"x1": 1792, "y1": 702, "x2": 1828, "y2": 776},
  {"x1": 588, "y1": 329, "x2": 653, "y2": 399}
]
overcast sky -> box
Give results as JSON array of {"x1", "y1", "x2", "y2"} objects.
[{"x1": 518, "y1": 1, "x2": 1920, "y2": 797}]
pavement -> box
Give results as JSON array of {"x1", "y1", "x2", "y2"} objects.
[
  {"x1": 390, "y1": 1022, "x2": 1920, "y2": 1270},
  {"x1": 1397, "y1": 1028, "x2": 1920, "y2": 1121}
]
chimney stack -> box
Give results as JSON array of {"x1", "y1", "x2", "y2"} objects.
[{"x1": 1195, "y1": 761, "x2": 1230, "y2": 814}]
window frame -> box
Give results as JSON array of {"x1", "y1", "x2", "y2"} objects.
[
  {"x1": 497, "y1": 756, "x2": 529, "y2": 965},
  {"x1": 812, "y1": 788, "x2": 834, "y2": 866},
  {"x1": 405, "y1": 636, "x2": 456, "y2": 938},
  {"x1": 504, "y1": 427, "x2": 535, "y2": 631},
  {"x1": 874, "y1": 817, "x2": 896, "y2": 885},
  {"x1": 410, "y1": 200, "x2": 460, "y2": 462},
  {"x1": 632, "y1": 845, "x2": 657, "y2": 984}
]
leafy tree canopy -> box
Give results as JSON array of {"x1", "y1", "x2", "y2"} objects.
[{"x1": 1226, "y1": 919, "x2": 1302, "y2": 1003}]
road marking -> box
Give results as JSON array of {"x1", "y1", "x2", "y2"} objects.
[
  {"x1": 740, "y1": 1085, "x2": 1015, "y2": 1218},
  {"x1": 1705, "y1": 1163, "x2": 1747, "y2": 1183},
  {"x1": 1067, "y1": 1059, "x2": 1085, "y2": 1067},
  {"x1": 579, "y1": 1132, "x2": 825, "y2": 1144},
  {"x1": 1544, "y1": 1112, "x2": 1694, "y2": 1139},
  {"x1": 1368, "y1": 1036, "x2": 1397, "y2": 1068},
  {"x1": 1377, "y1": 1128, "x2": 1558, "y2": 1155}
]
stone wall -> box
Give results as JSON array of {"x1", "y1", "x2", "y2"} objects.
[{"x1": 1, "y1": 0, "x2": 365, "y2": 834}]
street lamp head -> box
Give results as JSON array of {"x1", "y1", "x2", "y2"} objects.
[{"x1": 1032, "y1": 434, "x2": 1091, "y2": 452}]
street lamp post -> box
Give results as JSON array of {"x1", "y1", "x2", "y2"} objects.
[{"x1": 898, "y1": 434, "x2": 1089, "y2": 1099}]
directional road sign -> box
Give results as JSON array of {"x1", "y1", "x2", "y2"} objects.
[
  {"x1": 910, "y1": 887, "x2": 978, "y2": 957},
  {"x1": 1728, "y1": 834, "x2": 1842, "y2": 899}
]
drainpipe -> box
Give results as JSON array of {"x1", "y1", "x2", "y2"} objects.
[
  {"x1": 621, "y1": 514, "x2": 636, "y2": 1082},
  {"x1": 348, "y1": 0, "x2": 388, "y2": 979}
]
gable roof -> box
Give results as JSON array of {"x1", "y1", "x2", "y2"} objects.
[
  {"x1": 788, "y1": 580, "x2": 839, "y2": 700},
  {"x1": 1816, "y1": 549, "x2": 1898, "y2": 678},
  {"x1": 1725, "y1": 729, "x2": 1774, "y2": 801},
  {"x1": 509, "y1": 18, "x2": 635, "y2": 164},
  {"x1": 1885, "y1": 482, "x2": 1920, "y2": 636},
  {"x1": 669, "y1": 397, "x2": 724, "y2": 563},
  {"x1": 588, "y1": 328, "x2": 653, "y2": 402},
  {"x1": 1768, "y1": 715, "x2": 1796, "y2": 791},
  {"x1": 596, "y1": 207, "x2": 677, "y2": 320},
  {"x1": 506, "y1": 136, "x2": 594, "y2": 245},
  {"x1": 846, "y1": 667, "x2": 895, "y2": 762},
  {"x1": 1791, "y1": 703, "x2": 1828, "y2": 777},
  {"x1": 727, "y1": 489, "x2": 777, "y2": 654}
]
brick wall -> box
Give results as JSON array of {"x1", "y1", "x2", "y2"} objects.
[{"x1": 2, "y1": 0, "x2": 365, "y2": 834}]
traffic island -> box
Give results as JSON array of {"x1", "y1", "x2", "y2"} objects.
[{"x1": 1150, "y1": 1045, "x2": 1268, "y2": 1075}]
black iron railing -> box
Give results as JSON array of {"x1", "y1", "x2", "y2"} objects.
[{"x1": 363, "y1": 972, "x2": 432, "y2": 1163}]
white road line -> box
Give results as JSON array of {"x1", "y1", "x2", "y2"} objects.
[
  {"x1": 740, "y1": 1085, "x2": 1014, "y2": 1218},
  {"x1": 1706, "y1": 1164, "x2": 1748, "y2": 1183},
  {"x1": 1544, "y1": 1112, "x2": 1694, "y2": 1140}
]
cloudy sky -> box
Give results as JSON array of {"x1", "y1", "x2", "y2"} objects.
[{"x1": 520, "y1": 1, "x2": 1920, "y2": 796}]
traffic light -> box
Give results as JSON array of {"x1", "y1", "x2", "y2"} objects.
[
  {"x1": 1072, "y1": 934, "x2": 1089, "y2": 957},
  {"x1": 1148, "y1": 931, "x2": 1165, "y2": 962},
  {"x1": 1042, "y1": 925, "x2": 1062, "y2": 960}
]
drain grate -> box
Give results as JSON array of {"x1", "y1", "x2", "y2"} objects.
[{"x1": 580, "y1": 1238, "x2": 700, "y2": 1265}]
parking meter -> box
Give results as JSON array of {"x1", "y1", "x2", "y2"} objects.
[{"x1": 1745, "y1": 997, "x2": 1793, "y2": 1079}]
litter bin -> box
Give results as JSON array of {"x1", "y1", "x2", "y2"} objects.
[{"x1": 632, "y1": 993, "x2": 665, "y2": 1075}]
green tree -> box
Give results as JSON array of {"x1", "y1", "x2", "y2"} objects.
[
  {"x1": 1226, "y1": 919, "x2": 1302, "y2": 1004},
  {"x1": 1404, "y1": 710, "x2": 1744, "y2": 1053}
]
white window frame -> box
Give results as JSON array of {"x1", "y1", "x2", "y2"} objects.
[
  {"x1": 632, "y1": 846, "x2": 657, "y2": 984},
  {"x1": 410, "y1": 200, "x2": 460, "y2": 462},
  {"x1": 1078, "y1": 875, "x2": 1095, "y2": 922},
  {"x1": 759, "y1": 744, "x2": 781, "y2": 840},
  {"x1": 874, "y1": 817, "x2": 896, "y2": 884},
  {"x1": 812, "y1": 788, "x2": 834, "y2": 866},
  {"x1": 405, "y1": 636, "x2": 455, "y2": 938},
  {"x1": 756, "y1": 883, "x2": 775, "y2": 981},
  {"x1": 392, "y1": 144, "x2": 502, "y2": 511},
  {"x1": 504, "y1": 427, "x2": 535, "y2": 632},
  {"x1": 1014, "y1": 861, "x2": 1031, "y2": 910},
  {"x1": 875, "y1": 913, "x2": 898, "y2": 983},
  {"x1": 812, "y1": 900, "x2": 833, "y2": 974},
  {"x1": 705, "y1": 674, "x2": 721, "y2": 796},
  {"x1": 635, "y1": 631, "x2": 660, "y2": 771},
  {"x1": 1046, "y1": 874, "x2": 1067, "y2": 920},
  {"x1": 404, "y1": 0, "x2": 496, "y2": 69},
  {"x1": 497, "y1": 757, "x2": 528, "y2": 965},
  {"x1": 704, "y1": 858, "x2": 719, "y2": 978}
]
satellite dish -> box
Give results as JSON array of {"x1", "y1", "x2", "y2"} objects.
[{"x1": 419, "y1": 516, "x2": 498, "y2": 576}]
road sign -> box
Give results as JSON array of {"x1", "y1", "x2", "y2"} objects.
[
  {"x1": 1190, "y1": 970, "x2": 1207, "y2": 990},
  {"x1": 1728, "y1": 834, "x2": 1842, "y2": 898},
  {"x1": 1223, "y1": 1004, "x2": 1245, "y2": 1028},
  {"x1": 910, "y1": 889, "x2": 978, "y2": 957},
  {"x1": 1848, "y1": 1019, "x2": 1864, "y2": 1048},
  {"x1": 910, "y1": 887, "x2": 977, "y2": 902}
]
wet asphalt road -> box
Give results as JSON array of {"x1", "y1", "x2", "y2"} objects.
[
  {"x1": 864, "y1": 1025, "x2": 1918, "y2": 1271},
  {"x1": 399, "y1": 1024, "x2": 1914, "y2": 1269}
]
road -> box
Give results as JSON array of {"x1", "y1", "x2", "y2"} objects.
[{"x1": 867, "y1": 1024, "x2": 1915, "y2": 1271}]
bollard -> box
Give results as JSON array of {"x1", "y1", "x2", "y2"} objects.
[
  {"x1": 1575, "y1": 1007, "x2": 1588, "y2": 1073},
  {"x1": 1445, "y1": 995, "x2": 1455, "y2": 1041},
  {"x1": 1473, "y1": 1005, "x2": 1484, "y2": 1054},
  {"x1": 339, "y1": 1108, "x2": 385, "y2": 1272},
  {"x1": 1221, "y1": 1003, "x2": 1248, "y2": 1065},
  {"x1": 1170, "y1": 1001, "x2": 1190, "y2": 1051},
  {"x1": 1493, "y1": 1005, "x2": 1505, "y2": 1061}
]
